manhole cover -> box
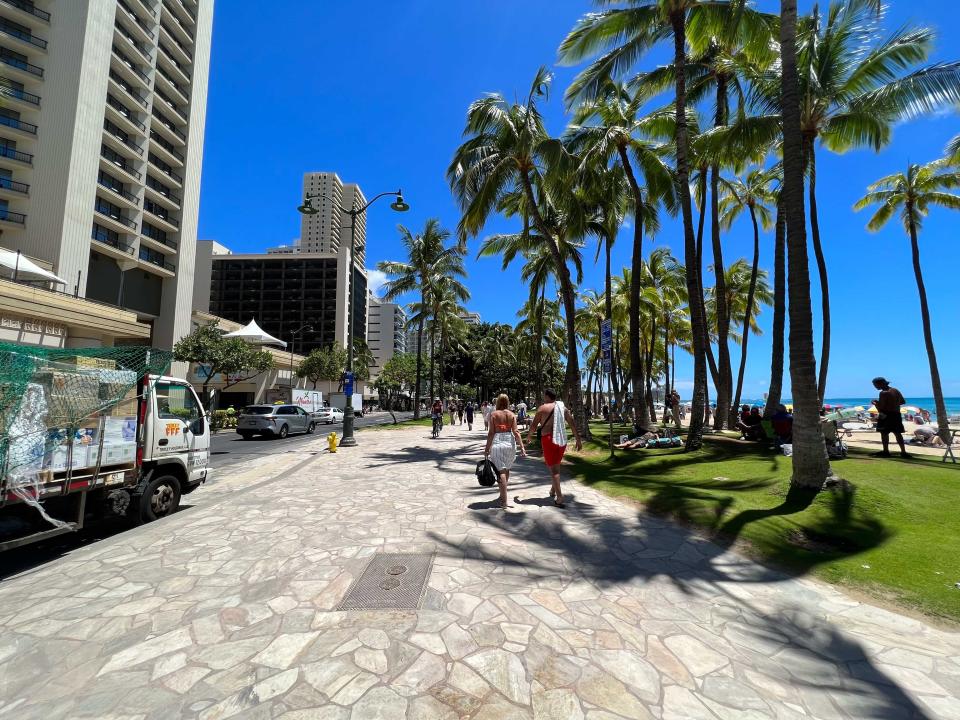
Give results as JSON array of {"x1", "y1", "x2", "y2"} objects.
[{"x1": 338, "y1": 552, "x2": 434, "y2": 610}]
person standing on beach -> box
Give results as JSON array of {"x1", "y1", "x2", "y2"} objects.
[
  {"x1": 526, "y1": 388, "x2": 583, "y2": 508},
  {"x1": 872, "y1": 377, "x2": 909, "y2": 458}
]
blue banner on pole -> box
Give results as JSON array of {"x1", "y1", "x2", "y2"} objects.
[{"x1": 344, "y1": 371, "x2": 354, "y2": 398}]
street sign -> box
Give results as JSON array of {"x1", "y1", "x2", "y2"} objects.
[
  {"x1": 602, "y1": 357, "x2": 612, "y2": 374},
  {"x1": 344, "y1": 371, "x2": 354, "y2": 398},
  {"x1": 600, "y1": 318, "x2": 613, "y2": 350}
]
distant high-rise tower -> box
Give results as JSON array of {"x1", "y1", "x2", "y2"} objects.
[{"x1": 299, "y1": 172, "x2": 366, "y2": 264}]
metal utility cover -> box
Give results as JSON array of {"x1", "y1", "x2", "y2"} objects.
[{"x1": 338, "y1": 553, "x2": 434, "y2": 610}]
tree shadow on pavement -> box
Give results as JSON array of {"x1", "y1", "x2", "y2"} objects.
[{"x1": 426, "y1": 457, "x2": 923, "y2": 718}]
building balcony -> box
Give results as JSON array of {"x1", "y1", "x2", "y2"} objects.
[
  {"x1": 148, "y1": 133, "x2": 183, "y2": 166},
  {"x1": 105, "y1": 94, "x2": 146, "y2": 135},
  {"x1": 108, "y1": 70, "x2": 148, "y2": 109},
  {"x1": 155, "y1": 64, "x2": 188, "y2": 104},
  {"x1": 94, "y1": 204, "x2": 138, "y2": 234},
  {"x1": 147, "y1": 153, "x2": 182, "y2": 186},
  {"x1": 160, "y1": 3, "x2": 193, "y2": 45},
  {"x1": 143, "y1": 204, "x2": 178, "y2": 231},
  {"x1": 0, "y1": 175, "x2": 28, "y2": 198},
  {"x1": 168, "y1": 0, "x2": 196, "y2": 24},
  {"x1": 0, "y1": 144, "x2": 31, "y2": 167},
  {"x1": 154, "y1": 88, "x2": 187, "y2": 124},
  {"x1": 0, "y1": 0, "x2": 51, "y2": 25},
  {"x1": 0, "y1": 48, "x2": 42, "y2": 80},
  {"x1": 91, "y1": 226, "x2": 136, "y2": 261},
  {"x1": 114, "y1": 23, "x2": 151, "y2": 68},
  {"x1": 117, "y1": 0, "x2": 155, "y2": 44},
  {"x1": 110, "y1": 45, "x2": 151, "y2": 90},
  {"x1": 0, "y1": 113, "x2": 36, "y2": 138},
  {"x1": 97, "y1": 177, "x2": 139, "y2": 210},
  {"x1": 156, "y1": 44, "x2": 190, "y2": 89},
  {"x1": 100, "y1": 147, "x2": 142, "y2": 183},
  {"x1": 144, "y1": 177, "x2": 180, "y2": 209},
  {"x1": 0, "y1": 207, "x2": 25, "y2": 228},
  {"x1": 150, "y1": 109, "x2": 185, "y2": 146},
  {"x1": 103, "y1": 119, "x2": 144, "y2": 157},
  {"x1": 0, "y1": 21, "x2": 46, "y2": 51},
  {"x1": 138, "y1": 248, "x2": 175, "y2": 276},
  {"x1": 139, "y1": 230, "x2": 177, "y2": 255},
  {"x1": 158, "y1": 23, "x2": 191, "y2": 66},
  {"x1": 0, "y1": 78, "x2": 38, "y2": 109},
  {"x1": 132, "y1": 0, "x2": 157, "y2": 22}
]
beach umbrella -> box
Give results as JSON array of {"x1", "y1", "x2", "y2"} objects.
[
  {"x1": 868, "y1": 406, "x2": 879, "y2": 415},
  {"x1": 853, "y1": 406, "x2": 865, "y2": 411},
  {"x1": 822, "y1": 407, "x2": 861, "y2": 422},
  {"x1": 901, "y1": 405, "x2": 922, "y2": 415}
]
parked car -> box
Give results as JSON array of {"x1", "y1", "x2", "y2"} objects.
[
  {"x1": 315, "y1": 406, "x2": 345, "y2": 425},
  {"x1": 237, "y1": 404, "x2": 317, "y2": 439}
]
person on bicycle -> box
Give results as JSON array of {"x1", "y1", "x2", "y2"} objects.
[{"x1": 431, "y1": 398, "x2": 444, "y2": 436}]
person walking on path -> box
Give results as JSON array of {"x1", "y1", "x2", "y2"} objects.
[
  {"x1": 447, "y1": 399, "x2": 456, "y2": 427},
  {"x1": 484, "y1": 394, "x2": 526, "y2": 509},
  {"x1": 482, "y1": 401, "x2": 493, "y2": 431},
  {"x1": 526, "y1": 388, "x2": 582, "y2": 508},
  {"x1": 457, "y1": 400, "x2": 465, "y2": 426},
  {"x1": 872, "y1": 377, "x2": 909, "y2": 458},
  {"x1": 465, "y1": 401, "x2": 475, "y2": 431}
]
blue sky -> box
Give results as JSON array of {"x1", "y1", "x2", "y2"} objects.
[{"x1": 198, "y1": 0, "x2": 960, "y2": 400}]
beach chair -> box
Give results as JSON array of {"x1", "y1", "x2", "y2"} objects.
[{"x1": 822, "y1": 420, "x2": 847, "y2": 459}]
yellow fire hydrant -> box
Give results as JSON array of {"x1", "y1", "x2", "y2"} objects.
[{"x1": 328, "y1": 432, "x2": 338, "y2": 453}]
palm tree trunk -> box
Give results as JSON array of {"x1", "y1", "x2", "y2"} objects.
[
  {"x1": 808, "y1": 146, "x2": 831, "y2": 404},
  {"x1": 413, "y1": 316, "x2": 425, "y2": 419},
  {"x1": 733, "y1": 205, "x2": 762, "y2": 411},
  {"x1": 908, "y1": 213, "x2": 950, "y2": 443},
  {"x1": 711, "y1": 78, "x2": 732, "y2": 431},
  {"x1": 619, "y1": 146, "x2": 648, "y2": 425},
  {"x1": 670, "y1": 9, "x2": 708, "y2": 450},
  {"x1": 604, "y1": 235, "x2": 621, "y2": 404},
  {"x1": 662, "y1": 317, "x2": 671, "y2": 423},
  {"x1": 647, "y1": 315, "x2": 658, "y2": 424},
  {"x1": 764, "y1": 197, "x2": 787, "y2": 419},
  {"x1": 438, "y1": 323, "x2": 446, "y2": 400},
  {"x1": 781, "y1": 0, "x2": 831, "y2": 489},
  {"x1": 534, "y1": 289, "x2": 545, "y2": 401},
  {"x1": 519, "y1": 172, "x2": 587, "y2": 436},
  {"x1": 429, "y1": 326, "x2": 436, "y2": 401}
]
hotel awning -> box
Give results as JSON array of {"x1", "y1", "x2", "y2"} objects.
[{"x1": 0, "y1": 249, "x2": 67, "y2": 285}]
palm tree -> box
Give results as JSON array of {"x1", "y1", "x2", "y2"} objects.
[
  {"x1": 719, "y1": 168, "x2": 777, "y2": 414},
  {"x1": 450, "y1": 68, "x2": 588, "y2": 432},
  {"x1": 378, "y1": 219, "x2": 466, "y2": 418},
  {"x1": 780, "y1": 0, "x2": 832, "y2": 489},
  {"x1": 559, "y1": 0, "x2": 745, "y2": 449},
  {"x1": 763, "y1": 192, "x2": 787, "y2": 420},
  {"x1": 854, "y1": 159, "x2": 960, "y2": 443},
  {"x1": 566, "y1": 82, "x2": 676, "y2": 424},
  {"x1": 734, "y1": 1, "x2": 960, "y2": 402}
]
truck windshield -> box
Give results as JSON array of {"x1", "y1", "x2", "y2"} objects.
[
  {"x1": 156, "y1": 382, "x2": 202, "y2": 421},
  {"x1": 242, "y1": 406, "x2": 274, "y2": 415}
]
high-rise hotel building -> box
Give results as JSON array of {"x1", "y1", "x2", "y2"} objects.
[{"x1": 0, "y1": 0, "x2": 212, "y2": 349}]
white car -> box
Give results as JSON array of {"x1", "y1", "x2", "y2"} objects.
[{"x1": 315, "y1": 407, "x2": 344, "y2": 424}]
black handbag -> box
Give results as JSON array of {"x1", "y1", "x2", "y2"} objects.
[
  {"x1": 475, "y1": 458, "x2": 498, "y2": 487},
  {"x1": 536, "y1": 411, "x2": 554, "y2": 441}
]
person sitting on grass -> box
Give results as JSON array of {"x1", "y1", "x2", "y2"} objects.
[
  {"x1": 912, "y1": 422, "x2": 944, "y2": 447},
  {"x1": 737, "y1": 407, "x2": 766, "y2": 441},
  {"x1": 614, "y1": 423, "x2": 660, "y2": 450}
]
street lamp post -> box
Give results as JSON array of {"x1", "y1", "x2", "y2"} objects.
[
  {"x1": 289, "y1": 324, "x2": 313, "y2": 402},
  {"x1": 298, "y1": 188, "x2": 409, "y2": 446}
]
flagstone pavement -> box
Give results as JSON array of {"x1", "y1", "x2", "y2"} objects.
[{"x1": 0, "y1": 425, "x2": 958, "y2": 720}]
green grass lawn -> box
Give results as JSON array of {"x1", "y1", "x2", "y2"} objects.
[{"x1": 569, "y1": 422, "x2": 960, "y2": 625}]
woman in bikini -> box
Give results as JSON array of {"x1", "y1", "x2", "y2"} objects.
[
  {"x1": 527, "y1": 388, "x2": 582, "y2": 507},
  {"x1": 484, "y1": 394, "x2": 526, "y2": 509}
]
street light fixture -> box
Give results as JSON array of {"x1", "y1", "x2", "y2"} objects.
[
  {"x1": 297, "y1": 188, "x2": 409, "y2": 446},
  {"x1": 289, "y1": 324, "x2": 313, "y2": 402}
]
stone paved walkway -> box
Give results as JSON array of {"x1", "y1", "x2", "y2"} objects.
[{"x1": 0, "y1": 426, "x2": 958, "y2": 720}]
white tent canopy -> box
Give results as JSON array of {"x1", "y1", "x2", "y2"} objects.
[
  {"x1": 0, "y1": 248, "x2": 67, "y2": 285},
  {"x1": 222, "y1": 318, "x2": 287, "y2": 348}
]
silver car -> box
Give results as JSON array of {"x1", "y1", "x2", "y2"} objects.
[
  {"x1": 237, "y1": 404, "x2": 317, "y2": 439},
  {"x1": 314, "y1": 406, "x2": 344, "y2": 424}
]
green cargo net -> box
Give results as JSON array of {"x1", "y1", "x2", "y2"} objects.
[{"x1": 0, "y1": 343, "x2": 172, "y2": 503}]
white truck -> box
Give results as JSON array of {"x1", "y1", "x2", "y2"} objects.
[
  {"x1": 0, "y1": 363, "x2": 210, "y2": 552},
  {"x1": 328, "y1": 392, "x2": 364, "y2": 417}
]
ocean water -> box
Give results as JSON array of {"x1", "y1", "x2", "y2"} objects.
[{"x1": 743, "y1": 397, "x2": 960, "y2": 420}]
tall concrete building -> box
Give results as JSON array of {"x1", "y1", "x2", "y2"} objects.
[
  {"x1": 299, "y1": 172, "x2": 366, "y2": 264},
  {"x1": 366, "y1": 292, "x2": 405, "y2": 381},
  {"x1": 0, "y1": 0, "x2": 213, "y2": 349}
]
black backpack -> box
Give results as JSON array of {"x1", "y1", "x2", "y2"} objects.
[{"x1": 475, "y1": 458, "x2": 498, "y2": 487}]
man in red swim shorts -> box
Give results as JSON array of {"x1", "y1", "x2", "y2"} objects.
[{"x1": 527, "y1": 388, "x2": 582, "y2": 508}]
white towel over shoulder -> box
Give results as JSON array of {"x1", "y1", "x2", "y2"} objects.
[{"x1": 552, "y1": 401, "x2": 568, "y2": 447}]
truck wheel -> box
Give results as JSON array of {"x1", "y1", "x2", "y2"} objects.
[
  {"x1": 307, "y1": 421, "x2": 316, "y2": 434},
  {"x1": 278, "y1": 424, "x2": 289, "y2": 439},
  {"x1": 138, "y1": 474, "x2": 181, "y2": 523}
]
